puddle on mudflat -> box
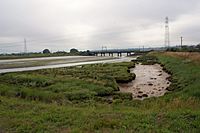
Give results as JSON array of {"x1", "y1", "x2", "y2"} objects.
[{"x1": 119, "y1": 64, "x2": 171, "y2": 100}]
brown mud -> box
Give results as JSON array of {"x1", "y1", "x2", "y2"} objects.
[{"x1": 119, "y1": 64, "x2": 171, "y2": 100}]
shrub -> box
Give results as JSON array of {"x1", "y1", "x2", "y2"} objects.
[
  {"x1": 134, "y1": 55, "x2": 158, "y2": 65},
  {"x1": 64, "y1": 90, "x2": 96, "y2": 100},
  {"x1": 113, "y1": 92, "x2": 133, "y2": 100}
]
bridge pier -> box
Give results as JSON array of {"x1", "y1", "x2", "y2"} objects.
[
  {"x1": 109, "y1": 53, "x2": 113, "y2": 57},
  {"x1": 127, "y1": 52, "x2": 131, "y2": 56},
  {"x1": 117, "y1": 52, "x2": 122, "y2": 57},
  {"x1": 101, "y1": 52, "x2": 105, "y2": 56}
]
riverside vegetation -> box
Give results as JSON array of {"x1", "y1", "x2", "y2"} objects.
[
  {"x1": 0, "y1": 52, "x2": 200, "y2": 132},
  {"x1": 0, "y1": 62, "x2": 135, "y2": 103}
]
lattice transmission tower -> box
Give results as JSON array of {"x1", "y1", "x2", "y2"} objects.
[
  {"x1": 164, "y1": 17, "x2": 170, "y2": 48},
  {"x1": 102, "y1": 46, "x2": 107, "y2": 51},
  {"x1": 24, "y1": 38, "x2": 27, "y2": 53}
]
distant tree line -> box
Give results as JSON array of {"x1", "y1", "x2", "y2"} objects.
[
  {"x1": 42, "y1": 48, "x2": 94, "y2": 56},
  {"x1": 167, "y1": 44, "x2": 200, "y2": 52},
  {"x1": 0, "y1": 48, "x2": 94, "y2": 59}
]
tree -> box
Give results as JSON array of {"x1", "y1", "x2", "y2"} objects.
[
  {"x1": 43, "y1": 49, "x2": 51, "y2": 54},
  {"x1": 196, "y1": 44, "x2": 200, "y2": 50},
  {"x1": 70, "y1": 48, "x2": 79, "y2": 53}
]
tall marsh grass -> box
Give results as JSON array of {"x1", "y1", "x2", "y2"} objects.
[{"x1": 164, "y1": 52, "x2": 200, "y2": 63}]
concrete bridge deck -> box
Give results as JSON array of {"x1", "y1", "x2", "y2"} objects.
[{"x1": 91, "y1": 49, "x2": 136, "y2": 57}]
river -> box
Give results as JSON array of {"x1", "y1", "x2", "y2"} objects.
[{"x1": 0, "y1": 56, "x2": 135, "y2": 74}]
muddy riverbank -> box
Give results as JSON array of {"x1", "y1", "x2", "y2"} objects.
[{"x1": 119, "y1": 64, "x2": 171, "y2": 100}]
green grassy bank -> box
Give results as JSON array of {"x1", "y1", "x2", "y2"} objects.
[
  {"x1": 0, "y1": 62, "x2": 135, "y2": 103},
  {"x1": 0, "y1": 52, "x2": 200, "y2": 132}
]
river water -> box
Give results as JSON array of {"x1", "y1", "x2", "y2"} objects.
[{"x1": 0, "y1": 56, "x2": 135, "y2": 74}]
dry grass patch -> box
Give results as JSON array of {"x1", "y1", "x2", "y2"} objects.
[{"x1": 163, "y1": 52, "x2": 200, "y2": 63}]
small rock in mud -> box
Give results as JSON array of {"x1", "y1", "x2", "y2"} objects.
[
  {"x1": 166, "y1": 77, "x2": 172, "y2": 81},
  {"x1": 138, "y1": 91, "x2": 143, "y2": 94},
  {"x1": 148, "y1": 83, "x2": 153, "y2": 86},
  {"x1": 142, "y1": 94, "x2": 148, "y2": 97},
  {"x1": 137, "y1": 95, "x2": 143, "y2": 98},
  {"x1": 166, "y1": 87, "x2": 173, "y2": 91}
]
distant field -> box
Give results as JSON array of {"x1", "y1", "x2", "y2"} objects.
[
  {"x1": 163, "y1": 52, "x2": 200, "y2": 62},
  {"x1": 0, "y1": 52, "x2": 200, "y2": 132}
]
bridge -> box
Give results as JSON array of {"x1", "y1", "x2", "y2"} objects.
[
  {"x1": 90, "y1": 47, "x2": 165, "y2": 57},
  {"x1": 90, "y1": 48, "x2": 139, "y2": 57}
]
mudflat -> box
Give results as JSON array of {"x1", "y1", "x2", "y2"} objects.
[{"x1": 119, "y1": 64, "x2": 171, "y2": 100}]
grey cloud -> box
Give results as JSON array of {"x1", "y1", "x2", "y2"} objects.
[{"x1": 0, "y1": 0, "x2": 200, "y2": 53}]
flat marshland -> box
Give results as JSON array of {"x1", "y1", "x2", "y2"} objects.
[{"x1": 0, "y1": 52, "x2": 200, "y2": 132}]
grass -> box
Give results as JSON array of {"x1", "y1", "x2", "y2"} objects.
[
  {"x1": 163, "y1": 52, "x2": 200, "y2": 63},
  {"x1": 0, "y1": 53, "x2": 200, "y2": 132},
  {"x1": 153, "y1": 52, "x2": 200, "y2": 99},
  {"x1": 0, "y1": 96, "x2": 199, "y2": 132},
  {"x1": 0, "y1": 62, "x2": 135, "y2": 103},
  {"x1": 133, "y1": 55, "x2": 158, "y2": 65}
]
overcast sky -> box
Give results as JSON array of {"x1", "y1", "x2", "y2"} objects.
[{"x1": 0, "y1": 0, "x2": 200, "y2": 53}]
